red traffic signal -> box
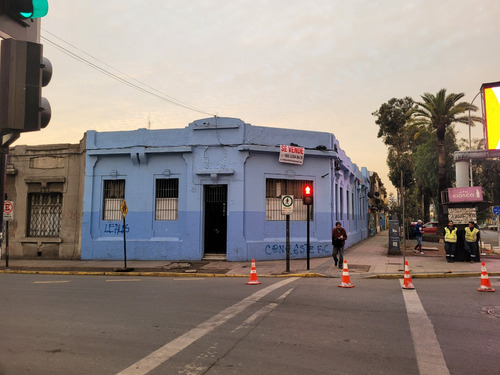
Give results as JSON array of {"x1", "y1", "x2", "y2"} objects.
[{"x1": 303, "y1": 184, "x2": 313, "y2": 205}]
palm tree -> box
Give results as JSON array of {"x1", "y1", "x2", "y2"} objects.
[{"x1": 411, "y1": 89, "x2": 480, "y2": 229}]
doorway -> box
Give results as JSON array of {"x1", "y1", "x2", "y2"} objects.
[{"x1": 204, "y1": 185, "x2": 227, "y2": 257}]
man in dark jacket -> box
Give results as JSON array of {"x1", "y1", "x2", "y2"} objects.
[
  {"x1": 332, "y1": 221, "x2": 348, "y2": 269},
  {"x1": 414, "y1": 220, "x2": 424, "y2": 254}
]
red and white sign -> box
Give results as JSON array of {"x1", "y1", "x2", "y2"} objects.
[
  {"x1": 448, "y1": 187, "x2": 483, "y2": 203},
  {"x1": 279, "y1": 145, "x2": 304, "y2": 165},
  {"x1": 3, "y1": 200, "x2": 14, "y2": 221}
]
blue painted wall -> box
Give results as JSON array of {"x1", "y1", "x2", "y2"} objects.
[{"x1": 81, "y1": 117, "x2": 371, "y2": 261}]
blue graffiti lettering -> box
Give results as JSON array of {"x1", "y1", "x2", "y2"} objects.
[
  {"x1": 104, "y1": 223, "x2": 130, "y2": 234},
  {"x1": 264, "y1": 243, "x2": 330, "y2": 257}
]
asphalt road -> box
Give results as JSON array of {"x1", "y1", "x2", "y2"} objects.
[
  {"x1": 481, "y1": 229, "x2": 499, "y2": 247},
  {"x1": 0, "y1": 274, "x2": 498, "y2": 375}
]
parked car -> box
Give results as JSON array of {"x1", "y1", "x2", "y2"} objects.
[{"x1": 422, "y1": 221, "x2": 438, "y2": 234}]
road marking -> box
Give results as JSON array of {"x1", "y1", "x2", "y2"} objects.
[
  {"x1": 34, "y1": 280, "x2": 70, "y2": 284},
  {"x1": 399, "y1": 280, "x2": 450, "y2": 375},
  {"x1": 106, "y1": 279, "x2": 142, "y2": 282},
  {"x1": 116, "y1": 278, "x2": 299, "y2": 375},
  {"x1": 232, "y1": 288, "x2": 294, "y2": 333}
]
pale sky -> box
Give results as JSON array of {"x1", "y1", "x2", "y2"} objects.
[{"x1": 15, "y1": 0, "x2": 500, "y2": 194}]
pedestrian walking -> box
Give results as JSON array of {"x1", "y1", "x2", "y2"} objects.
[
  {"x1": 413, "y1": 220, "x2": 424, "y2": 254},
  {"x1": 443, "y1": 220, "x2": 458, "y2": 263},
  {"x1": 464, "y1": 221, "x2": 480, "y2": 263},
  {"x1": 332, "y1": 221, "x2": 347, "y2": 269}
]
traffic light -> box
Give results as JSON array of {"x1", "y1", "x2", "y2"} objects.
[
  {"x1": 3, "y1": 0, "x2": 49, "y2": 19},
  {"x1": 0, "y1": 38, "x2": 52, "y2": 132},
  {"x1": 303, "y1": 184, "x2": 313, "y2": 205}
]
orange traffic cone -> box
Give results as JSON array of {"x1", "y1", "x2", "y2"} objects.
[
  {"x1": 402, "y1": 260, "x2": 415, "y2": 290},
  {"x1": 478, "y1": 262, "x2": 495, "y2": 292},
  {"x1": 246, "y1": 259, "x2": 261, "y2": 285},
  {"x1": 338, "y1": 260, "x2": 355, "y2": 288}
]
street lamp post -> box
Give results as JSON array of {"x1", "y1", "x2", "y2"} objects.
[{"x1": 468, "y1": 91, "x2": 481, "y2": 187}]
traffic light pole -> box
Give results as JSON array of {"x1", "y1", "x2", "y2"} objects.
[
  {"x1": 306, "y1": 204, "x2": 310, "y2": 270},
  {"x1": 285, "y1": 215, "x2": 290, "y2": 273}
]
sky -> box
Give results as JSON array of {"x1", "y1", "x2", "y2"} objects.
[{"x1": 12, "y1": 0, "x2": 500, "y2": 194}]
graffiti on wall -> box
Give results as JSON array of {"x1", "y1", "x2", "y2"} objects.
[
  {"x1": 265, "y1": 243, "x2": 330, "y2": 256},
  {"x1": 103, "y1": 223, "x2": 130, "y2": 234}
]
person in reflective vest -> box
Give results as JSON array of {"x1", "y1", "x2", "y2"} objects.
[
  {"x1": 443, "y1": 220, "x2": 458, "y2": 263},
  {"x1": 464, "y1": 221, "x2": 480, "y2": 263}
]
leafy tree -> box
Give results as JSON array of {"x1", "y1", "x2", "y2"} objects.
[
  {"x1": 411, "y1": 89, "x2": 480, "y2": 229},
  {"x1": 373, "y1": 97, "x2": 416, "y2": 196},
  {"x1": 414, "y1": 128, "x2": 459, "y2": 221}
]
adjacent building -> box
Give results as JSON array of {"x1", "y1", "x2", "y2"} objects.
[{"x1": 4, "y1": 141, "x2": 85, "y2": 259}]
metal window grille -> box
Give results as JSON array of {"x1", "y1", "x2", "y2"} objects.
[
  {"x1": 103, "y1": 180, "x2": 125, "y2": 220},
  {"x1": 347, "y1": 190, "x2": 350, "y2": 220},
  {"x1": 27, "y1": 193, "x2": 62, "y2": 237},
  {"x1": 352, "y1": 191, "x2": 355, "y2": 221},
  {"x1": 265, "y1": 179, "x2": 313, "y2": 221},
  {"x1": 340, "y1": 187, "x2": 343, "y2": 220},
  {"x1": 155, "y1": 178, "x2": 179, "y2": 220}
]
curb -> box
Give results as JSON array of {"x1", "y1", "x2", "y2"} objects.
[
  {"x1": 366, "y1": 272, "x2": 500, "y2": 279},
  {"x1": 0, "y1": 269, "x2": 326, "y2": 278}
]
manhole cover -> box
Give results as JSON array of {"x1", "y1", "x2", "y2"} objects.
[{"x1": 482, "y1": 306, "x2": 500, "y2": 318}]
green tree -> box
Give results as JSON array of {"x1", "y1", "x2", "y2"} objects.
[
  {"x1": 414, "y1": 128, "x2": 459, "y2": 221},
  {"x1": 373, "y1": 97, "x2": 416, "y2": 195},
  {"x1": 411, "y1": 89, "x2": 480, "y2": 229}
]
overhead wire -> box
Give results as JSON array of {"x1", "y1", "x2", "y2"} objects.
[{"x1": 40, "y1": 29, "x2": 216, "y2": 117}]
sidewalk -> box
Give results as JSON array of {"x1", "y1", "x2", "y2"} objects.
[{"x1": 0, "y1": 232, "x2": 498, "y2": 278}]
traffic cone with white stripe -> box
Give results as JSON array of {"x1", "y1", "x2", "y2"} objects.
[
  {"x1": 246, "y1": 259, "x2": 261, "y2": 285},
  {"x1": 402, "y1": 260, "x2": 415, "y2": 290},
  {"x1": 338, "y1": 260, "x2": 355, "y2": 288},
  {"x1": 478, "y1": 262, "x2": 495, "y2": 292}
]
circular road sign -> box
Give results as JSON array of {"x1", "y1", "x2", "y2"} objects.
[
  {"x1": 493, "y1": 206, "x2": 500, "y2": 215},
  {"x1": 4, "y1": 201, "x2": 13, "y2": 214},
  {"x1": 281, "y1": 195, "x2": 294, "y2": 215}
]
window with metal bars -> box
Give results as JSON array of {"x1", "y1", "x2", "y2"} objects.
[
  {"x1": 103, "y1": 180, "x2": 125, "y2": 220},
  {"x1": 155, "y1": 178, "x2": 179, "y2": 220},
  {"x1": 27, "y1": 193, "x2": 62, "y2": 237},
  {"x1": 266, "y1": 179, "x2": 313, "y2": 221}
]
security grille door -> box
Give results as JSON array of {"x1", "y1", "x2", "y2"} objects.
[{"x1": 204, "y1": 185, "x2": 227, "y2": 255}]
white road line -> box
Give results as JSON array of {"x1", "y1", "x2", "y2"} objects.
[
  {"x1": 34, "y1": 281, "x2": 70, "y2": 284},
  {"x1": 106, "y1": 279, "x2": 142, "y2": 282},
  {"x1": 116, "y1": 277, "x2": 299, "y2": 375},
  {"x1": 399, "y1": 279, "x2": 450, "y2": 375},
  {"x1": 232, "y1": 288, "x2": 294, "y2": 333}
]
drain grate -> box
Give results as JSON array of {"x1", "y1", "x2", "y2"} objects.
[{"x1": 348, "y1": 264, "x2": 371, "y2": 272}]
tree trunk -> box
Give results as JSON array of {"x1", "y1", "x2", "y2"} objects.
[
  {"x1": 437, "y1": 126, "x2": 447, "y2": 232},
  {"x1": 423, "y1": 193, "x2": 430, "y2": 223}
]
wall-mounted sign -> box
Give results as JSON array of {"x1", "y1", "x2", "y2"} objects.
[
  {"x1": 279, "y1": 145, "x2": 304, "y2": 165},
  {"x1": 448, "y1": 186, "x2": 483, "y2": 203}
]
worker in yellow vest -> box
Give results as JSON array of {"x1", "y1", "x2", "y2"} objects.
[
  {"x1": 464, "y1": 221, "x2": 480, "y2": 263},
  {"x1": 443, "y1": 220, "x2": 458, "y2": 263}
]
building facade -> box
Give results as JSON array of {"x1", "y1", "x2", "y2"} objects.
[
  {"x1": 81, "y1": 117, "x2": 371, "y2": 261},
  {"x1": 3, "y1": 117, "x2": 375, "y2": 261}
]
